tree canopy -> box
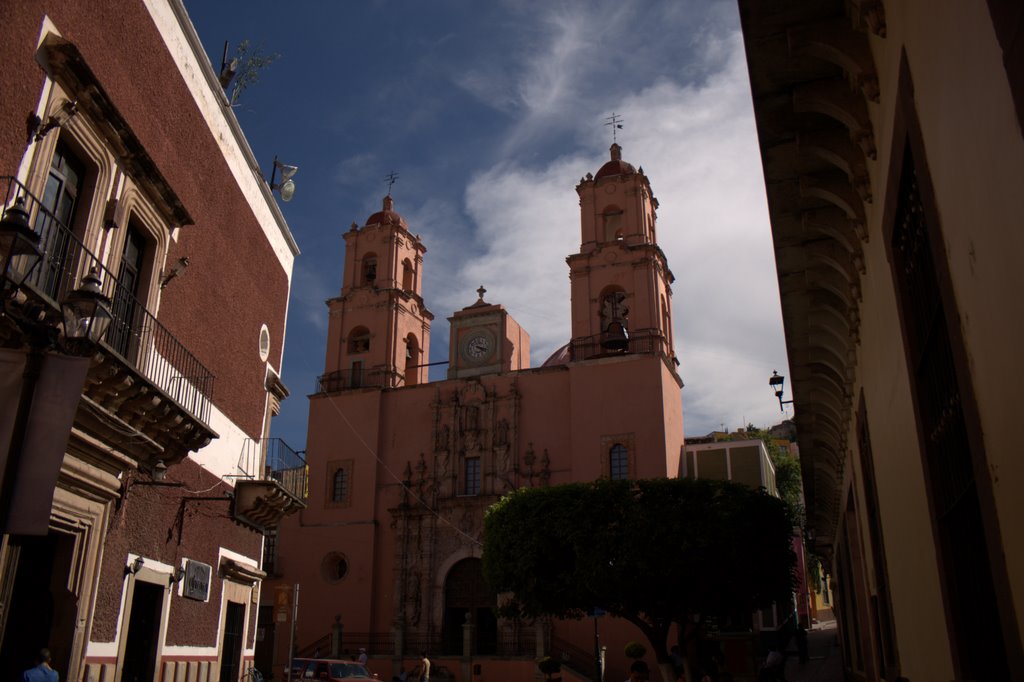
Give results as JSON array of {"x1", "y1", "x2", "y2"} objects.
[{"x1": 483, "y1": 478, "x2": 795, "y2": 679}]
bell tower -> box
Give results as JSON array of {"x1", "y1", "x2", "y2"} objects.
[
  {"x1": 321, "y1": 195, "x2": 433, "y2": 390},
  {"x1": 567, "y1": 144, "x2": 677, "y2": 365}
]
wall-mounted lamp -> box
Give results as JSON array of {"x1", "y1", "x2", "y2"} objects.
[
  {"x1": 170, "y1": 566, "x2": 186, "y2": 586},
  {"x1": 269, "y1": 156, "x2": 298, "y2": 202},
  {"x1": 769, "y1": 370, "x2": 794, "y2": 412},
  {"x1": 127, "y1": 556, "x2": 145, "y2": 575},
  {"x1": 160, "y1": 256, "x2": 190, "y2": 289},
  {"x1": 61, "y1": 268, "x2": 113, "y2": 346},
  {"x1": 27, "y1": 100, "x2": 78, "y2": 144},
  {"x1": 0, "y1": 197, "x2": 43, "y2": 296},
  {"x1": 152, "y1": 459, "x2": 168, "y2": 482}
]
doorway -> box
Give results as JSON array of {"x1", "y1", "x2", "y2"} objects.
[
  {"x1": 0, "y1": 532, "x2": 78, "y2": 679},
  {"x1": 220, "y1": 601, "x2": 246, "y2": 682},
  {"x1": 121, "y1": 580, "x2": 164, "y2": 682},
  {"x1": 441, "y1": 559, "x2": 497, "y2": 656}
]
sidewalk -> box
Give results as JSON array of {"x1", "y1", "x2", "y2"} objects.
[{"x1": 784, "y1": 618, "x2": 842, "y2": 682}]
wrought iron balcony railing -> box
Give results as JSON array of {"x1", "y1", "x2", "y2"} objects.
[
  {"x1": 316, "y1": 366, "x2": 389, "y2": 393},
  {"x1": 568, "y1": 327, "x2": 669, "y2": 362},
  {"x1": 2, "y1": 176, "x2": 214, "y2": 423},
  {"x1": 235, "y1": 437, "x2": 307, "y2": 500}
]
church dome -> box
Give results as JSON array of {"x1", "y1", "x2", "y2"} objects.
[
  {"x1": 541, "y1": 342, "x2": 572, "y2": 367},
  {"x1": 594, "y1": 143, "x2": 636, "y2": 180},
  {"x1": 365, "y1": 195, "x2": 407, "y2": 228}
]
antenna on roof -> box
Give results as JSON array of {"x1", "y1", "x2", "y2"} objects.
[
  {"x1": 385, "y1": 171, "x2": 399, "y2": 196},
  {"x1": 604, "y1": 112, "x2": 624, "y2": 144}
]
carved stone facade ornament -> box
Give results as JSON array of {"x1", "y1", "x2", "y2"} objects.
[{"x1": 391, "y1": 378, "x2": 564, "y2": 650}]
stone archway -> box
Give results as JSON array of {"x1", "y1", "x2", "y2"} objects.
[{"x1": 441, "y1": 558, "x2": 497, "y2": 656}]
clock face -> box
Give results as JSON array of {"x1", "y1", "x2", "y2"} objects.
[{"x1": 465, "y1": 333, "x2": 491, "y2": 360}]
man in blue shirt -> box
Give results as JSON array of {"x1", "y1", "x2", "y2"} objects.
[{"x1": 22, "y1": 648, "x2": 58, "y2": 682}]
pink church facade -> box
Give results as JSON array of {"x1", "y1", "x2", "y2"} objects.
[{"x1": 266, "y1": 145, "x2": 684, "y2": 681}]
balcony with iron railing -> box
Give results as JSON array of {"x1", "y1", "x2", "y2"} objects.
[
  {"x1": 315, "y1": 365, "x2": 406, "y2": 393},
  {"x1": 1, "y1": 176, "x2": 216, "y2": 464},
  {"x1": 569, "y1": 327, "x2": 670, "y2": 362},
  {"x1": 231, "y1": 438, "x2": 307, "y2": 531}
]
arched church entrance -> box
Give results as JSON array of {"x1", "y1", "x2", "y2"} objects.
[{"x1": 442, "y1": 558, "x2": 497, "y2": 655}]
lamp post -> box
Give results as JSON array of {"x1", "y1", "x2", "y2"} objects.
[
  {"x1": 0, "y1": 197, "x2": 42, "y2": 295},
  {"x1": 0, "y1": 198, "x2": 112, "y2": 534},
  {"x1": 769, "y1": 370, "x2": 794, "y2": 412},
  {"x1": 269, "y1": 156, "x2": 298, "y2": 202}
]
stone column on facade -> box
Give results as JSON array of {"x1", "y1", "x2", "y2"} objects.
[{"x1": 331, "y1": 614, "x2": 343, "y2": 657}]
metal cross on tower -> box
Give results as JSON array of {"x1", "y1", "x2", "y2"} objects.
[
  {"x1": 604, "y1": 112, "x2": 624, "y2": 143},
  {"x1": 385, "y1": 171, "x2": 399, "y2": 196}
]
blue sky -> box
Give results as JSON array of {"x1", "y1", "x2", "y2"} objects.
[{"x1": 184, "y1": 0, "x2": 792, "y2": 450}]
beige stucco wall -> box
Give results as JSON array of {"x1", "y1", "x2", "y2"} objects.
[{"x1": 837, "y1": 2, "x2": 1024, "y2": 678}]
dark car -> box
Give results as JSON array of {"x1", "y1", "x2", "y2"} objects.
[
  {"x1": 298, "y1": 659, "x2": 374, "y2": 680},
  {"x1": 287, "y1": 658, "x2": 312, "y2": 679}
]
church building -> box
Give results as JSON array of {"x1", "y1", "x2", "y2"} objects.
[{"x1": 266, "y1": 144, "x2": 685, "y2": 681}]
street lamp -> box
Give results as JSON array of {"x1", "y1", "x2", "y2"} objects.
[
  {"x1": 769, "y1": 370, "x2": 794, "y2": 412},
  {"x1": 61, "y1": 267, "x2": 113, "y2": 344},
  {"x1": 0, "y1": 265, "x2": 112, "y2": 534},
  {"x1": 269, "y1": 156, "x2": 298, "y2": 202},
  {"x1": 0, "y1": 197, "x2": 43, "y2": 295}
]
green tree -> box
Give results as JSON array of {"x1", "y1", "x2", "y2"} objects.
[{"x1": 483, "y1": 478, "x2": 795, "y2": 682}]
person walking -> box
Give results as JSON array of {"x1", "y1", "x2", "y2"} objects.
[
  {"x1": 417, "y1": 651, "x2": 430, "y2": 682},
  {"x1": 358, "y1": 647, "x2": 368, "y2": 666},
  {"x1": 22, "y1": 648, "x2": 58, "y2": 682}
]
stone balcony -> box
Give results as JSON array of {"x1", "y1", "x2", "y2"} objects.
[{"x1": 0, "y1": 176, "x2": 216, "y2": 472}]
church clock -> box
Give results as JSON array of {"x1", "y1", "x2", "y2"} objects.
[{"x1": 460, "y1": 329, "x2": 495, "y2": 363}]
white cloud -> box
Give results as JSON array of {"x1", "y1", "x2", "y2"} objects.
[{"x1": 443, "y1": 29, "x2": 791, "y2": 437}]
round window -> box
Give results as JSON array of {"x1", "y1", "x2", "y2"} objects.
[
  {"x1": 259, "y1": 324, "x2": 271, "y2": 362},
  {"x1": 321, "y1": 552, "x2": 349, "y2": 583}
]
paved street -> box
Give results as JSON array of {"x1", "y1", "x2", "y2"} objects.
[{"x1": 785, "y1": 617, "x2": 842, "y2": 682}]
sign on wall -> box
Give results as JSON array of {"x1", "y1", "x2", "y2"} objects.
[{"x1": 184, "y1": 560, "x2": 212, "y2": 601}]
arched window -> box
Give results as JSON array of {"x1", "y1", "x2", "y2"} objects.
[
  {"x1": 402, "y1": 258, "x2": 414, "y2": 292},
  {"x1": 405, "y1": 334, "x2": 419, "y2": 387},
  {"x1": 332, "y1": 468, "x2": 348, "y2": 502},
  {"x1": 609, "y1": 443, "x2": 629, "y2": 480},
  {"x1": 348, "y1": 327, "x2": 370, "y2": 354},
  {"x1": 361, "y1": 254, "x2": 377, "y2": 285},
  {"x1": 602, "y1": 205, "x2": 623, "y2": 242},
  {"x1": 600, "y1": 289, "x2": 629, "y2": 326}
]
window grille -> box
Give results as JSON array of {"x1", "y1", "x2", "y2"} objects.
[
  {"x1": 890, "y1": 145, "x2": 1007, "y2": 679},
  {"x1": 609, "y1": 444, "x2": 628, "y2": 480},
  {"x1": 332, "y1": 468, "x2": 348, "y2": 503},
  {"x1": 464, "y1": 457, "x2": 481, "y2": 495}
]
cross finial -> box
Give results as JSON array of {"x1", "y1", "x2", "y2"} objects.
[
  {"x1": 476, "y1": 285, "x2": 486, "y2": 301},
  {"x1": 604, "y1": 112, "x2": 624, "y2": 143},
  {"x1": 385, "y1": 171, "x2": 399, "y2": 196}
]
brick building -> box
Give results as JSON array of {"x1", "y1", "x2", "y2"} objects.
[{"x1": 0, "y1": 1, "x2": 301, "y2": 679}]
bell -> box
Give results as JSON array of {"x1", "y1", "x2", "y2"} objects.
[{"x1": 600, "y1": 320, "x2": 629, "y2": 351}]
